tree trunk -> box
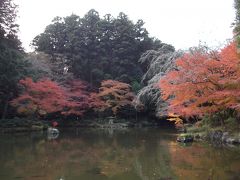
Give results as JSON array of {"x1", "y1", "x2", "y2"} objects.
[
  {"x1": 220, "y1": 118, "x2": 225, "y2": 128},
  {"x1": 1, "y1": 94, "x2": 10, "y2": 119}
]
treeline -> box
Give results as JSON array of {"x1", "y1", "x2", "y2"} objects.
[
  {"x1": 0, "y1": 0, "x2": 173, "y2": 121},
  {"x1": 32, "y1": 9, "x2": 163, "y2": 85},
  {"x1": 1, "y1": 0, "x2": 239, "y2": 128}
]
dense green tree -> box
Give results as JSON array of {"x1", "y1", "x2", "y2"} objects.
[
  {"x1": 234, "y1": 0, "x2": 240, "y2": 31},
  {"x1": 0, "y1": 0, "x2": 18, "y2": 40},
  {"x1": 0, "y1": 0, "x2": 28, "y2": 118},
  {"x1": 32, "y1": 10, "x2": 163, "y2": 86},
  {"x1": 234, "y1": 0, "x2": 240, "y2": 48}
]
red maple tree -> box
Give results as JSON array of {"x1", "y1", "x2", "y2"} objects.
[
  {"x1": 11, "y1": 78, "x2": 68, "y2": 116},
  {"x1": 62, "y1": 79, "x2": 90, "y2": 116},
  {"x1": 11, "y1": 78, "x2": 91, "y2": 117},
  {"x1": 160, "y1": 42, "x2": 240, "y2": 118}
]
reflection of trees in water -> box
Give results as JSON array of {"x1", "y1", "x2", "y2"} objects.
[
  {"x1": 169, "y1": 142, "x2": 240, "y2": 180},
  {"x1": 134, "y1": 140, "x2": 176, "y2": 180},
  {"x1": 0, "y1": 129, "x2": 176, "y2": 180}
]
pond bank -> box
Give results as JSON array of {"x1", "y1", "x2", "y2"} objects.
[
  {"x1": 0, "y1": 118, "x2": 48, "y2": 133},
  {"x1": 0, "y1": 117, "x2": 174, "y2": 133},
  {"x1": 179, "y1": 124, "x2": 240, "y2": 145}
]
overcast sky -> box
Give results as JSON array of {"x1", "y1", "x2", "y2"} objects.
[{"x1": 15, "y1": 0, "x2": 235, "y2": 51}]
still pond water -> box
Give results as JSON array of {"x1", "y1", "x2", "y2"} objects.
[{"x1": 0, "y1": 128, "x2": 240, "y2": 180}]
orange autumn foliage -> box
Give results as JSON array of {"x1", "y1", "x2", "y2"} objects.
[
  {"x1": 97, "y1": 80, "x2": 135, "y2": 115},
  {"x1": 160, "y1": 42, "x2": 240, "y2": 118}
]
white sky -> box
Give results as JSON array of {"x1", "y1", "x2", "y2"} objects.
[{"x1": 15, "y1": 0, "x2": 235, "y2": 51}]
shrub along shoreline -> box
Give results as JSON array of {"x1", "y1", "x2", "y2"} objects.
[
  {"x1": 0, "y1": 117, "x2": 175, "y2": 133},
  {"x1": 179, "y1": 121, "x2": 240, "y2": 145}
]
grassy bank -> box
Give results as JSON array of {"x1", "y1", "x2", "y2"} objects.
[
  {"x1": 182, "y1": 116, "x2": 240, "y2": 144},
  {"x1": 0, "y1": 118, "x2": 48, "y2": 133}
]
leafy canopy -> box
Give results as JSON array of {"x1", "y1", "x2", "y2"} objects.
[
  {"x1": 11, "y1": 78, "x2": 91, "y2": 117},
  {"x1": 32, "y1": 10, "x2": 162, "y2": 85},
  {"x1": 0, "y1": 0, "x2": 28, "y2": 118},
  {"x1": 160, "y1": 42, "x2": 240, "y2": 118},
  {"x1": 97, "y1": 80, "x2": 135, "y2": 115}
]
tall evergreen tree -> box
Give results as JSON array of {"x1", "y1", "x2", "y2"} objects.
[
  {"x1": 0, "y1": 0, "x2": 27, "y2": 118},
  {"x1": 234, "y1": 0, "x2": 240, "y2": 48},
  {"x1": 32, "y1": 10, "x2": 163, "y2": 86}
]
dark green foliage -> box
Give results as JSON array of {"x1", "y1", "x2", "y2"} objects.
[
  {"x1": 202, "y1": 110, "x2": 239, "y2": 128},
  {"x1": 131, "y1": 81, "x2": 141, "y2": 93},
  {"x1": 0, "y1": 117, "x2": 43, "y2": 128},
  {"x1": 0, "y1": 0, "x2": 28, "y2": 118},
  {"x1": 32, "y1": 9, "x2": 163, "y2": 85},
  {"x1": 234, "y1": 0, "x2": 240, "y2": 47},
  {"x1": 234, "y1": 0, "x2": 240, "y2": 30},
  {"x1": 0, "y1": 0, "x2": 18, "y2": 39},
  {"x1": 0, "y1": 41, "x2": 28, "y2": 102},
  {"x1": 0, "y1": 117, "x2": 48, "y2": 133}
]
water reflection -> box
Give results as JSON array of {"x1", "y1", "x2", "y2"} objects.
[{"x1": 0, "y1": 128, "x2": 240, "y2": 180}]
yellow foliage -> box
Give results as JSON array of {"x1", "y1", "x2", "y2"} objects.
[{"x1": 167, "y1": 113, "x2": 183, "y2": 125}]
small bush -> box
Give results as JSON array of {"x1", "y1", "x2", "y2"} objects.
[
  {"x1": 225, "y1": 117, "x2": 239, "y2": 131},
  {"x1": 179, "y1": 133, "x2": 193, "y2": 138},
  {"x1": 187, "y1": 125, "x2": 210, "y2": 133},
  {"x1": 202, "y1": 114, "x2": 219, "y2": 127}
]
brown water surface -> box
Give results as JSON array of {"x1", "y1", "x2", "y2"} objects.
[{"x1": 0, "y1": 128, "x2": 240, "y2": 180}]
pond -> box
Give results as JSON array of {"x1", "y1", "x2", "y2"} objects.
[{"x1": 0, "y1": 128, "x2": 240, "y2": 180}]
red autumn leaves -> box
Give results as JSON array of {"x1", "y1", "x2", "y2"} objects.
[
  {"x1": 160, "y1": 42, "x2": 240, "y2": 118},
  {"x1": 11, "y1": 78, "x2": 134, "y2": 117},
  {"x1": 12, "y1": 42, "x2": 239, "y2": 120},
  {"x1": 11, "y1": 78, "x2": 90, "y2": 116}
]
